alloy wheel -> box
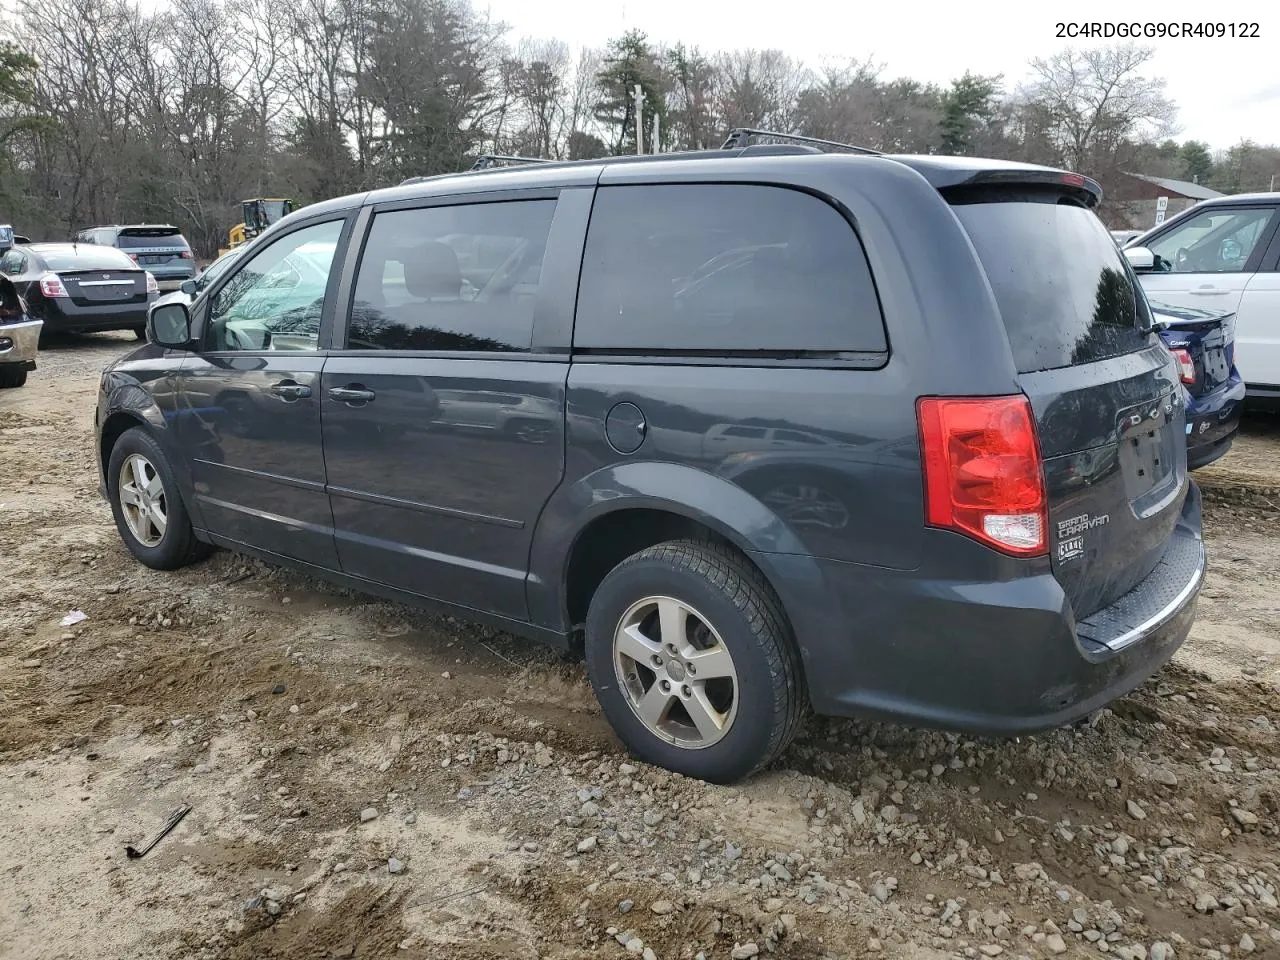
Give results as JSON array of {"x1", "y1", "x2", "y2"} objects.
[
  {"x1": 118, "y1": 453, "x2": 168, "y2": 547},
  {"x1": 612, "y1": 596, "x2": 739, "y2": 749}
]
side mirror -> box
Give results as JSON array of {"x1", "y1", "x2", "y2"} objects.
[
  {"x1": 147, "y1": 302, "x2": 192, "y2": 349},
  {"x1": 1124, "y1": 246, "x2": 1155, "y2": 271},
  {"x1": 180, "y1": 278, "x2": 198, "y2": 296}
]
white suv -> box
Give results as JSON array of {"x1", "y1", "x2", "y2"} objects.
[{"x1": 1124, "y1": 194, "x2": 1280, "y2": 405}]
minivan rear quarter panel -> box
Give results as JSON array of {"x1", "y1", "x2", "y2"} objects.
[{"x1": 539, "y1": 157, "x2": 1036, "y2": 579}]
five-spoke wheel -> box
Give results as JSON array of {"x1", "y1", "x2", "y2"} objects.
[
  {"x1": 586, "y1": 540, "x2": 805, "y2": 783},
  {"x1": 117, "y1": 453, "x2": 168, "y2": 547},
  {"x1": 613, "y1": 596, "x2": 740, "y2": 749},
  {"x1": 107, "y1": 426, "x2": 212, "y2": 570}
]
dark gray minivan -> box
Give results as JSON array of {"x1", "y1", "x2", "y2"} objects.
[{"x1": 95, "y1": 134, "x2": 1205, "y2": 783}]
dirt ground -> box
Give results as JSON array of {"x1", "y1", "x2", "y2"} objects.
[{"x1": 2, "y1": 335, "x2": 1278, "y2": 960}]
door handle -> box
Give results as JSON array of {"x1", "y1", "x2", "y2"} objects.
[
  {"x1": 329, "y1": 385, "x2": 376, "y2": 404},
  {"x1": 269, "y1": 380, "x2": 312, "y2": 400},
  {"x1": 1190, "y1": 287, "x2": 1228, "y2": 296}
]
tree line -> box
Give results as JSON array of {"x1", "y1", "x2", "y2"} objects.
[{"x1": 0, "y1": 0, "x2": 1277, "y2": 255}]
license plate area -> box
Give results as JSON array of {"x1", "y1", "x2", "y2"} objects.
[
  {"x1": 1117, "y1": 393, "x2": 1178, "y2": 504},
  {"x1": 1203, "y1": 347, "x2": 1229, "y2": 386},
  {"x1": 81, "y1": 284, "x2": 134, "y2": 301}
]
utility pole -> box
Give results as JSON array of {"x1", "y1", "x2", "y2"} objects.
[
  {"x1": 652, "y1": 112, "x2": 660, "y2": 154},
  {"x1": 633, "y1": 83, "x2": 646, "y2": 156}
]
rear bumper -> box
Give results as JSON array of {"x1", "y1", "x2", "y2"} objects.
[
  {"x1": 1186, "y1": 376, "x2": 1245, "y2": 470},
  {"x1": 0, "y1": 319, "x2": 42, "y2": 365},
  {"x1": 773, "y1": 482, "x2": 1204, "y2": 736},
  {"x1": 41, "y1": 300, "x2": 152, "y2": 331}
]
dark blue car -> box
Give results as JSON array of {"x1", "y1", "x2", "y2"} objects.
[{"x1": 1151, "y1": 299, "x2": 1245, "y2": 470}]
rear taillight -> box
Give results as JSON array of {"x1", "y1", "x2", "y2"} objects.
[
  {"x1": 39, "y1": 273, "x2": 68, "y2": 298},
  {"x1": 145, "y1": 272, "x2": 159, "y2": 294},
  {"x1": 917, "y1": 395, "x2": 1047, "y2": 557},
  {"x1": 180, "y1": 250, "x2": 194, "y2": 259},
  {"x1": 127, "y1": 253, "x2": 138, "y2": 263},
  {"x1": 1170, "y1": 347, "x2": 1196, "y2": 385}
]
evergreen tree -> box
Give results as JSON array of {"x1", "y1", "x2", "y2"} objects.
[
  {"x1": 939, "y1": 72, "x2": 1000, "y2": 155},
  {"x1": 594, "y1": 30, "x2": 664, "y2": 154}
]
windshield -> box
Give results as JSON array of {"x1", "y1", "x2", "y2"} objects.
[
  {"x1": 952, "y1": 198, "x2": 1153, "y2": 373},
  {"x1": 263, "y1": 201, "x2": 289, "y2": 223},
  {"x1": 35, "y1": 245, "x2": 137, "y2": 271}
]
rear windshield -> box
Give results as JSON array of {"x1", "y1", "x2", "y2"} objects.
[
  {"x1": 117, "y1": 230, "x2": 188, "y2": 250},
  {"x1": 951, "y1": 197, "x2": 1152, "y2": 373},
  {"x1": 36, "y1": 245, "x2": 138, "y2": 271}
]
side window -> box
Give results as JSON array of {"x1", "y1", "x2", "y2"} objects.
[
  {"x1": 0, "y1": 251, "x2": 23, "y2": 275},
  {"x1": 206, "y1": 219, "x2": 344, "y2": 352},
  {"x1": 575, "y1": 184, "x2": 886, "y2": 354},
  {"x1": 346, "y1": 199, "x2": 556, "y2": 352},
  {"x1": 1146, "y1": 207, "x2": 1276, "y2": 273}
]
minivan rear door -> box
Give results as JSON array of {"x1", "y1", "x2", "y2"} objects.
[{"x1": 950, "y1": 191, "x2": 1190, "y2": 624}]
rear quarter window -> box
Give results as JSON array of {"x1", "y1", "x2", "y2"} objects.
[
  {"x1": 574, "y1": 184, "x2": 887, "y2": 355},
  {"x1": 951, "y1": 197, "x2": 1153, "y2": 373}
]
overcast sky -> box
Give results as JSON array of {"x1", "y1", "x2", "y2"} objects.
[{"x1": 478, "y1": 0, "x2": 1274, "y2": 152}]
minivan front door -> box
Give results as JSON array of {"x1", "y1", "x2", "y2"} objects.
[
  {"x1": 320, "y1": 193, "x2": 580, "y2": 619},
  {"x1": 174, "y1": 218, "x2": 348, "y2": 568}
]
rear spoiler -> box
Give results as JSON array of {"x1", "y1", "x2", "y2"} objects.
[
  {"x1": 892, "y1": 158, "x2": 1104, "y2": 208},
  {"x1": 118, "y1": 226, "x2": 183, "y2": 237},
  {"x1": 941, "y1": 170, "x2": 1103, "y2": 208}
]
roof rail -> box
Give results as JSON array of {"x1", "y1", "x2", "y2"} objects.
[
  {"x1": 469, "y1": 154, "x2": 554, "y2": 171},
  {"x1": 721, "y1": 128, "x2": 881, "y2": 156}
]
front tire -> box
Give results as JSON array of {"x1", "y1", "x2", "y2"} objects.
[
  {"x1": 107, "y1": 427, "x2": 212, "y2": 570},
  {"x1": 584, "y1": 540, "x2": 805, "y2": 783}
]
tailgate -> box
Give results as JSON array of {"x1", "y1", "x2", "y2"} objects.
[
  {"x1": 1021, "y1": 349, "x2": 1186, "y2": 619},
  {"x1": 950, "y1": 188, "x2": 1189, "y2": 621}
]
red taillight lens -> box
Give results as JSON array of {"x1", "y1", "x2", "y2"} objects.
[
  {"x1": 1061, "y1": 172, "x2": 1085, "y2": 186},
  {"x1": 180, "y1": 250, "x2": 194, "y2": 259},
  {"x1": 39, "y1": 273, "x2": 68, "y2": 298},
  {"x1": 1170, "y1": 347, "x2": 1196, "y2": 385},
  {"x1": 145, "y1": 272, "x2": 159, "y2": 294},
  {"x1": 127, "y1": 253, "x2": 138, "y2": 262},
  {"x1": 917, "y1": 395, "x2": 1047, "y2": 557}
]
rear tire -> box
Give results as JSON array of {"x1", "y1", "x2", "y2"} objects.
[
  {"x1": 0, "y1": 365, "x2": 27, "y2": 388},
  {"x1": 107, "y1": 427, "x2": 213, "y2": 570},
  {"x1": 132, "y1": 324, "x2": 147, "y2": 341},
  {"x1": 584, "y1": 540, "x2": 805, "y2": 783}
]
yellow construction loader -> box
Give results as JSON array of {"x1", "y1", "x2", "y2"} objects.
[{"x1": 219, "y1": 198, "x2": 295, "y2": 256}]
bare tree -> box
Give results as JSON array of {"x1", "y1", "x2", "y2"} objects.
[
  {"x1": 563, "y1": 47, "x2": 602, "y2": 158},
  {"x1": 1020, "y1": 44, "x2": 1176, "y2": 172},
  {"x1": 714, "y1": 49, "x2": 807, "y2": 133}
]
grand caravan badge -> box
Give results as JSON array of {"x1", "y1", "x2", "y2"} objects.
[{"x1": 1056, "y1": 513, "x2": 1109, "y2": 563}]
